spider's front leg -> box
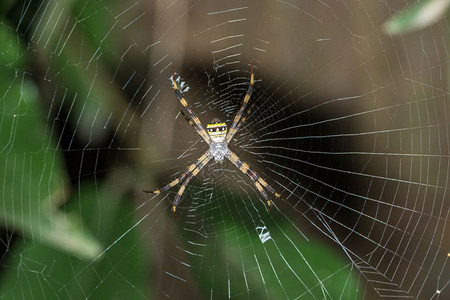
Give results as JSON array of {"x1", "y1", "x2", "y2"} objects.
[
  {"x1": 142, "y1": 150, "x2": 213, "y2": 214},
  {"x1": 226, "y1": 60, "x2": 255, "y2": 143},
  {"x1": 172, "y1": 68, "x2": 211, "y2": 144},
  {"x1": 143, "y1": 151, "x2": 210, "y2": 195},
  {"x1": 227, "y1": 151, "x2": 281, "y2": 209},
  {"x1": 172, "y1": 154, "x2": 212, "y2": 214},
  {"x1": 144, "y1": 151, "x2": 212, "y2": 216},
  {"x1": 179, "y1": 110, "x2": 198, "y2": 131}
]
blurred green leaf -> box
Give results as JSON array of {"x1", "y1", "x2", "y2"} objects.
[
  {"x1": 31, "y1": 0, "x2": 139, "y2": 148},
  {"x1": 0, "y1": 0, "x2": 17, "y2": 16},
  {"x1": 0, "y1": 21, "x2": 102, "y2": 260},
  {"x1": 0, "y1": 177, "x2": 150, "y2": 299},
  {"x1": 384, "y1": 0, "x2": 450, "y2": 35},
  {"x1": 181, "y1": 191, "x2": 360, "y2": 299},
  {"x1": 32, "y1": 0, "x2": 119, "y2": 146}
]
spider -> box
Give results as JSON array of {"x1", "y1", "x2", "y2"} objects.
[{"x1": 143, "y1": 60, "x2": 281, "y2": 214}]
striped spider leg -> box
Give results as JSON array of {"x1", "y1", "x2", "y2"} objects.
[
  {"x1": 224, "y1": 61, "x2": 280, "y2": 208},
  {"x1": 231, "y1": 102, "x2": 255, "y2": 138},
  {"x1": 179, "y1": 110, "x2": 198, "y2": 131},
  {"x1": 171, "y1": 153, "x2": 212, "y2": 214},
  {"x1": 144, "y1": 62, "x2": 281, "y2": 215},
  {"x1": 143, "y1": 151, "x2": 212, "y2": 214},
  {"x1": 172, "y1": 68, "x2": 211, "y2": 144},
  {"x1": 143, "y1": 151, "x2": 210, "y2": 195},
  {"x1": 227, "y1": 151, "x2": 281, "y2": 209},
  {"x1": 225, "y1": 60, "x2": 255, "y2": 143},
  {"x1": 143, "y1": 68, "x2": 213, "y2": 215}
]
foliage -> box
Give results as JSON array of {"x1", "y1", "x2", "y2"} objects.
[{"x1": 384, "y1": 0, "x2": 450, "y2": 35}]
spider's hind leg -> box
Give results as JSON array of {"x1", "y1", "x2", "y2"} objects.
[
  {"x1": 143, "y1": 151, "x2": 210, "y2": 194},
  {"x1": 171, "y1": 67, "x2": 211, "y2": 144},
  {"x1": 227, "y1": 150, "x2": 281, "y2": 210},
  {"x1": 226, "y1": 60, "x2": 255, "y2": 143},
  {"x1": 171, "y1": 154, "x2": 212, "y2": 214}
]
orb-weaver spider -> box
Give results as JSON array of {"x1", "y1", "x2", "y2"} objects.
[{"x1": 143, "y1": 61, "x2": 281, "y2": 214}]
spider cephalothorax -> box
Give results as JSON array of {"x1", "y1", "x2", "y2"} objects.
[
  {"x1": 144, "y1": 61, "x2": 281, "y2": 214},
  {"x1": 206, "y1": 119, "x2": 229, "y2": 163}
]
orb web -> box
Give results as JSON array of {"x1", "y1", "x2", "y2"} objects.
[{"x1": 0, "y1": 1, "x2": 449, "y2": 299}]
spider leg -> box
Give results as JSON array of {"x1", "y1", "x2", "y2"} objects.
[
  {"x1": 179, "y1": 110, "x2": 198, "y2": 131},
  {"x1": 227, "y1": 151, "x2": 281, "y2": 209},
  {"x1": 232, "y1": 102, "x2": 255, "y2": 138},
  {"x1": 172, "y1": 68, "x2": 211, "y2": 144},
  {"x1": 143, "y1": 151, "x2": 210, "y2": 194},
  {"x1": 172, "y1": 154, "x2": 212, "y2": 214},
  {"x1": 226, "y1": 60, "x2": 254, "y2": 143}
]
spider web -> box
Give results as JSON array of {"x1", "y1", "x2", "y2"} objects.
[{"x1": 0, "y1": 0, "x2": 449, "y2": 299}]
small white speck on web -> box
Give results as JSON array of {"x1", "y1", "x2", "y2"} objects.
[
  {"x1": 256, "y1": 225, "x2": 272, "y2": 243},
  {"x1": 169, "y1": 73, "x2": 190, "y2": 93}
]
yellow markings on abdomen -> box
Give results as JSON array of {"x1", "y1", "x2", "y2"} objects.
[{"x1": 207, "y1": 122, "x2": 226, "y2": 128}]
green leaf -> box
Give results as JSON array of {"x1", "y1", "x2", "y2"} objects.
[
  {"x1": 0, "y1": 22, "x2": 102, "y2": 260},
  {"x1": 180, "y1": 191, "x2": 361, "y2": 299},
  {"x1": 0, "y1": 0, "x2": 17, "y2": 18},
  {"x1": 0, "y1": 180, "x2": 150, "y2": 299},
  {"x1": 384, "y1": 0, "x2": 450, "y2": 35}
]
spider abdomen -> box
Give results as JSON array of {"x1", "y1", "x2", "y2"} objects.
[{"x1": 209, "y1": 141, "x2": 229, "y2": 163}]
